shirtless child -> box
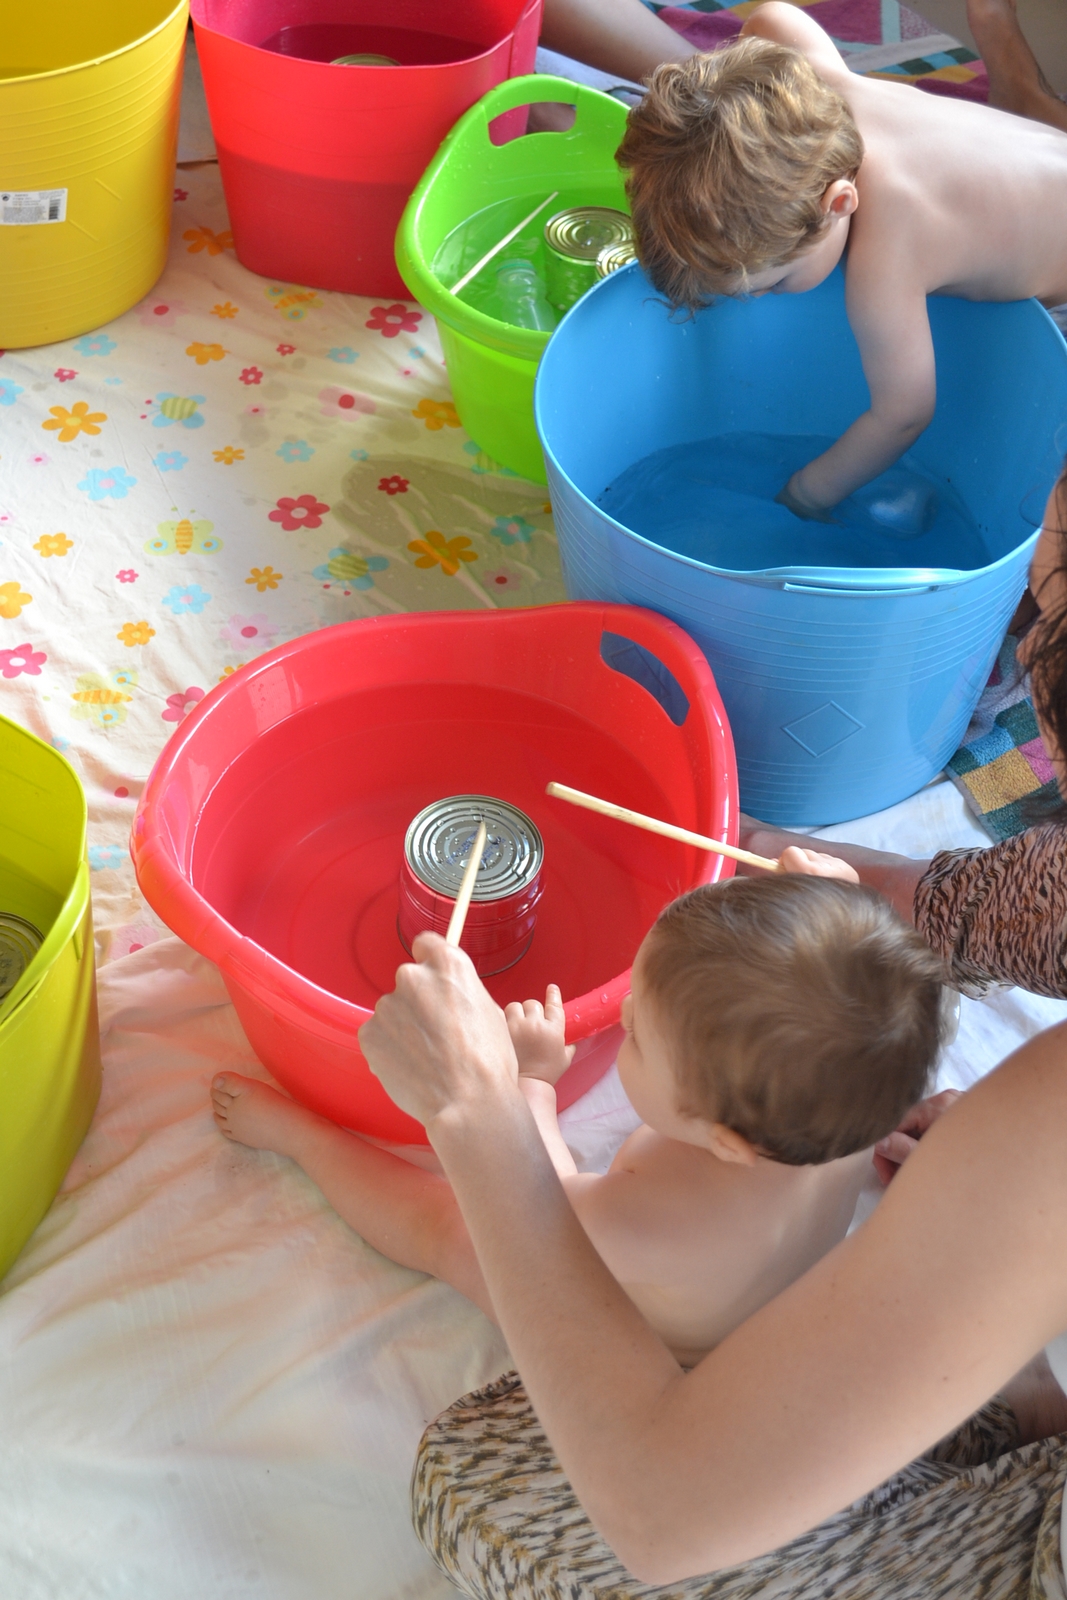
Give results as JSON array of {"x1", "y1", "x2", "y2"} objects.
[
  {"x1": 616, "y1": 3, "x2": 1067, "y2": 517},
  {"x1": 211, "y1": 874, "x2": 944, "y2": 1366}
]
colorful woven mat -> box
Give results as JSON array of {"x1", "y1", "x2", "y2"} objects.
[
  {"x1": 648, "y1": 0, "x2": 989, "y2": 100},
  {"x1": 945, "y1": 633, "x2": 1059, "y2": 839}
]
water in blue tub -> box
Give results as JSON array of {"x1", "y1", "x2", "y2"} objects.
[{"x1": 596, "y1": 433, "x2": 990, "y2": 573}]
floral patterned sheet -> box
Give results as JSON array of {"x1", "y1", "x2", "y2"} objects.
[{"x1": 0, "y1": 161, "x2": 565, "y2": 962}]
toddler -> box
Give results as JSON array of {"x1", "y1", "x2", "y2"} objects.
[
  {"x1": 211, "y1": 874, "x2": 945, "y2": 1365},
  {"x1": 617, "y1": 3, "x2": 1067, "y2": 517}
]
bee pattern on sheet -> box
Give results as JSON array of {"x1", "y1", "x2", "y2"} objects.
[
  {"x1": 143, "y1": 393, "x2": 206, "y2": 429},
  {"x1": 266, "y1": 284, "x2": 322, "y2": 321},
  {"x1": 71, "y1": 669, "x2": 137, "y2": 729},
  {"x1": 146, "y1": 517, "x2": 222, "y2": 556}
]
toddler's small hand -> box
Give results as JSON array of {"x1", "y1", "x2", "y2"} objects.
[
  {"x1": 506, "y1": 983, "x2": 576, "y2": 1085},
  {"x1": 777, "y1": 845, "x2": 860, "y2": 883},
  {"x1": 776, "y1": 476, "x2": 836, "y2": 523},
  {"x1": 874, "y1": 1088, "x2": 962, "y2": 1184}
]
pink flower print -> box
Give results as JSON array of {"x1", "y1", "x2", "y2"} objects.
[
  {"x1": 28, "y1": 451, "x2": 50, "y2": 466},
  {"x1": 366, "y1": 303, "x2": 423, "y2": 338},
  {"x1": 484, "y1": 566, "x2": 523, "y2": 592},
  {"x1": 174, "y1": 187, "x2": 188, "y2": 201},
  {"x1": 269, "y1": 493, "x2": 330, "y2": 532},
  {"x1": 244, "y1": 403, "x2": 267, "y2": 417},
  {"x1": 116, "y1": 569, "x2": 138, "y2": 583},
  {"x1": 318, "y1": 385, "x2": 375, "y2": 420},
  {"x1": 162, "y1": 686, "x2": 205, "y2": 723},
  {"x1": 276, "y1": 343, "x2": 296, "y2": 356},
  {"x1": 239, "y1": 366, "x2": 263, "y2": 386},
  {"x1": 136, "y1": 295, "x2": 189, "y2": 330},
  {"x1": 0, "y1": 642, "x2": 46, "y2": 679},
  {"x1": 378, "y1": 475, "x2": 409, "y2": 495},
  {"x1": 220, "y1": 613, "x2": 277, "y2": 652},
  {"x1": 54, "y1": 368, "x2": 77, "y2": 382}
]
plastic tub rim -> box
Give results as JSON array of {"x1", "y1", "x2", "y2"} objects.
[
  {"x1": 396, "y1": 73, "x2": 618, "y2": 361},
  {"x1": 3, "y1": 0, "x2": 188, "y2": 85},
  {"x1": 132, "y1": 605, "x2": 734, "y2": 1044},
  {"x1": 534, "y1": 262, "x2": 1050, "y2": 591}
]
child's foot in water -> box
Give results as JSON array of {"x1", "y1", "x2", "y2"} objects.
[{"x1": 212, "y1": 1072, "x2": 311, "y2": 1155}]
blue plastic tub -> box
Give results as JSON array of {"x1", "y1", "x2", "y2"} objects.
[{"x1": 535, "y1": 264, "x2": 1067, "y2": 824}]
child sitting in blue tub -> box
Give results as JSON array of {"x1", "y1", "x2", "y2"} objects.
[
  {"x1": 616, "y1": 3, "x2": 1067, "y2": 520},
  {"x1": 211, "y1": 870, "x2": 943, "y2": 1366}
]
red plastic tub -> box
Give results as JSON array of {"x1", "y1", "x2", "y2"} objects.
[
  {"x1": 191, "y1": 0, "x2": 542, "y2": 297},
  {"x1": 132, "y1": 605, "x2": 738, "y2": 1143}
]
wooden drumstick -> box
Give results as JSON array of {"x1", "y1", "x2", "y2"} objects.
[
  {"x1": 446, "y1": 820, "x2": 489, "y2": 945},
  {"x1": 545, "y1": 782, "x2": 779, "y2": 872}
]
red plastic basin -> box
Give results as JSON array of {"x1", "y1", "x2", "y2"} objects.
[
  {"x1": 132, "y1": 605, "x2": 738, "y2": 1143},
  {"x1": 191, "y1": 0, "x2": 542, "y2": 298}
]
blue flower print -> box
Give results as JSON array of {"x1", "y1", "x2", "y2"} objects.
[
  {"x1": 276, "y1": 439, "x2": 314, "y2": 463},
  {"x1": 0, "y1": 380, "x2": 24, "y2": 406},
  {"x1": 490, "y1": 514, "x2": 535, "y2": 546},
  {"x1": 104, "y1": 376, "x2": 123, "y2": 386},
  {"x1": 147, "y1": 393, "x2": 206, "y2": 429},
  {"x1": 153, "y1": 450, "x2": 188, "y2": 472},
  {"x1": 162, "y1": 583, "x2": 212, "y2": 616},
  {"x1": 463, "y1": 440, "x2": 516, "y2": 477},
  {"x1": 312, "y1": 547, "x2": 388, "y2": 592},
  {"x1": 408, "y1": 346, "x2": 425, "y2": 358},
  {"x1": 78, "y1": 466, "x2": 137, "y2": 501},
  {"x1": 73, "y1": 333, "x2": 117, "y2": 357},
  {"x1": 328, "y1": 346, "x2": 358, "y2": 363},
  {"x1": 50, "y1": 734, "x2": 70, "y2": 752},
  {"x1": 89, "y1": 842, "x2": 128, "y2": 871},
  {"x1": 349, "y1": 448, "x2": 369, "y2": 462}
]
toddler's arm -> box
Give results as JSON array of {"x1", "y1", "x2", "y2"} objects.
[
  {"x1": 782, "y1": 274, "x2": 937, "y2": 514},
  {"x1": 507, "y1": 984, "x2": 580, "y2": 1178}
]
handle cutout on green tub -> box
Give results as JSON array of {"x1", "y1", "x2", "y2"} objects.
[{"x1": 600, "y1": 631, "x2": 689, "y2": 725}]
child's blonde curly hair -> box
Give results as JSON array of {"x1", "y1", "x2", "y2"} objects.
[{"x1": 616, "y1": 37, "x2": 864, "y2": 307}]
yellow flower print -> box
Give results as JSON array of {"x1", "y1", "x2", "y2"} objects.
[
  {"x1": 211, "y1": 301, "x2": 239, "y2": 319},
  {"x1": 219, "y1": 665, "x2": 237, "y2": 681},
  {"x1": 117, "y1": 620, "x2": 155, "y2": 647},
  {"x1": 213, "y1": 446, "x2": 244, "y2": 464},
  {"x1": 183, "y1": 226, "x2": 234, "y2": 256},
  {"x1": 42, "y1": 400, "x2": 107, "y2": 442},
  {"x1": 408, "y1": 530, "x2": 478, "y2": 577},
  {"x1": 412, "y1": 398, "x2": 460, "y2": 432},
  {"x1": 33, "y1": 533, "x2": 73, "y2": 557},
  {"x1": 246, "y1": 565, "x2": 282, "y2": 591},
  {"x1": 186, "y1": 341, "x2": 226, "y2": 365},
  {"x1": 0, "y1": 581, "x2": 32, "y2": 619}
]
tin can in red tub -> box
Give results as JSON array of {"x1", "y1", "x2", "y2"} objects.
[{"x1": 398, "y1": 795, "x2": 544, "y2": 976}]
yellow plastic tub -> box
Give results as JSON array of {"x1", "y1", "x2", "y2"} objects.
[
  {"x1": 0, "y1": 714, "x2": 100, "y2": 1281},
  {"x1": 0, "y1": 0, "x2": 188, "y2": 349}
]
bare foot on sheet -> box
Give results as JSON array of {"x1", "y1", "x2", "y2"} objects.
[{"x1": 211, "y1": 1072, "x2": 309, "y2": 1155}]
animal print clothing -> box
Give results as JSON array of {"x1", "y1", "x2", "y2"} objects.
[
  {"x1": 914, "y1": 823, "x2": 1067, "y2": 999},
  {"x1": 413, "y1": 1372, "x2": 1067, "y2": 1600}
]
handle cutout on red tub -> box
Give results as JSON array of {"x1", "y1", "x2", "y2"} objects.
[{"x1": 600, "y1": 631, "x2": 689, "y2": 725}]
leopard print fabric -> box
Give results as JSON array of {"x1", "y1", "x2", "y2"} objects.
[
  {"x1": 914, "y1": 823, "x2": 1067, "y2": 998},
  {"x1": 412, "y1": 1373, "x2": 1067, "y2": 1600}
]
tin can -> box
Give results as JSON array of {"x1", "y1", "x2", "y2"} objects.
[
  {"x1": 595, "y1": 239, "x2": 637, "y2": 278},
  {"x1": 0, "y1": 912, "x2": 43, "y2": 1004},
  {"x1": 398, "y1": 795, "x2": 544, "y2": 976},
  {"x1": 331, "y1": 53, "x2": 399, "y2": 65},
  {"x1": 544, "y1": 207, "x2": 634, "y2": 313}
]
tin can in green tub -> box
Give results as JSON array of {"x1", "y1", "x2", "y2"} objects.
[{"x1": 545, "y1": 207, "x2": 634, "y2": 313}]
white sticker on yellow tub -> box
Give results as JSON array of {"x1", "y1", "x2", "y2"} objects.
[{"x1": 0, "y1": 189, "x2": 67, "y2": 225}]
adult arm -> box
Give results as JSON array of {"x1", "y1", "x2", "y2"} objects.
[
  {"x1": 361, "y1": 937, "x2": 1067, "y2": 1583},
  {"x1": 540, "y1": 0, "x2": 696, "y2": 81}
]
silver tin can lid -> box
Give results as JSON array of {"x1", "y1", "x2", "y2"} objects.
[
  {"x1": 544, "y1": 208, "x2": 634, "y2": 262},
  {"x1": 0, "y1": 912, "x2": 44, "y2": 1002},
  {"x1": 595, "y1": 239, "x2": 637, "y2": 278},
  {"x1": 404, "y1": 795, "x2": 544, "y2": 901}
]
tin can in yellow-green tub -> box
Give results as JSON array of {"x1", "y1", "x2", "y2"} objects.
[{"x1": 544, "y1": 206, "x2": 633, "y2": 313}]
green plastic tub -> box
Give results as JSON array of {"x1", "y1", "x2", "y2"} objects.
[
  {"x1": 396, "y1": 75, "x2": 628, "y2": 483},
  {"x1": 0, "y1": 714, "x2": 100, "y2": 1280}
]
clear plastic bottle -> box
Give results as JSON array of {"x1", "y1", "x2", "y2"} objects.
[{"x1": 496, "y1": 259, "x2": 557, "y2": 331}]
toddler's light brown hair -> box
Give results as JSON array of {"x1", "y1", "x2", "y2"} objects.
[
  {"x1": 616, "y1": 37, "x2": 864, "y2": 308},
  {"x1": 640, "y1": 875, "x2": 945, "y2": 1165}
]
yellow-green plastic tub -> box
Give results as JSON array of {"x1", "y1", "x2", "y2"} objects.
[
  {"x1": 396, "y1": 76, "x2": 628, "y2": 484},
  {"x1": 0, "y1": 714, "x2": 99, "y2": 1281},
  {"x1": 0, "y1": 0, "x2": 188, "y2": 349}
]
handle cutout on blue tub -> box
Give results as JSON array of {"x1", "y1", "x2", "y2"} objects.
[{"x1": 600, "y1": 631, "x2": 689, "y2": 725}]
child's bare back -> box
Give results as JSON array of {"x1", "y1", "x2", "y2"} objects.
[{"x1": 620, "y1": 6, "x2": 1067, "y2": 513}]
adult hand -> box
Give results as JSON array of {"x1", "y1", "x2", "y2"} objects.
[
  {"x1": 873, "y1": 1088, "x2": 962, "y2": 1185},
  {"x1": 358, "y1": 932, "x2": 518, "y2": 1131}
]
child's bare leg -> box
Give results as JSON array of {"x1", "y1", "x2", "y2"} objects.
[
  {"x1": 967, "y1": 0, "x2": 1067, "y2": 132},
  {"x1": 540, "y1": 0, "x2": 696, "y2": 81},
  {"x1": 211, "y1": 1075, "x2": 495, "y2": 1320}
]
